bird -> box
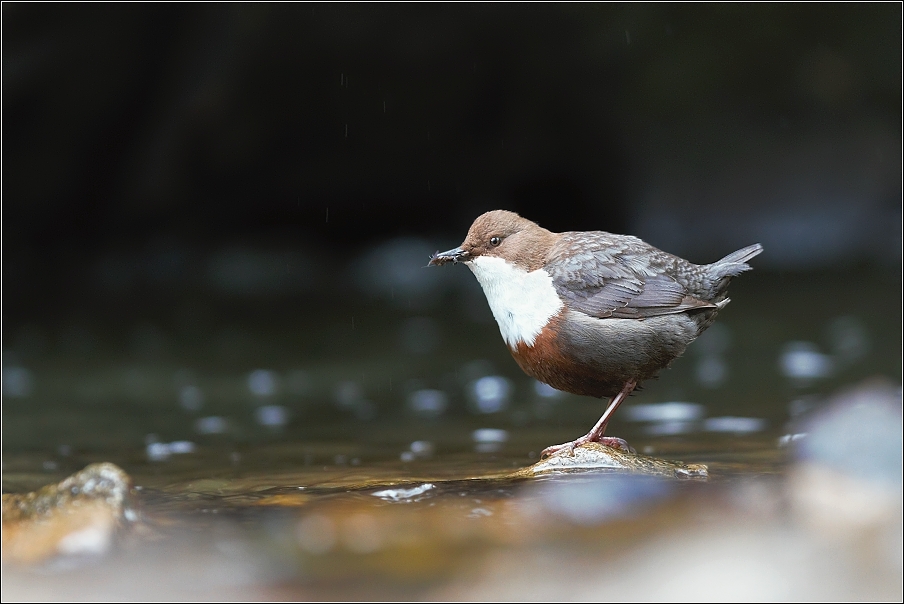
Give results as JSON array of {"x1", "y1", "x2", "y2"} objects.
[{"x1": 429, "y1": 210, "x2": 762, "y2": 458}]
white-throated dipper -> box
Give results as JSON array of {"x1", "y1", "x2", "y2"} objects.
[{"x1": 429, "y1": 210, "x2": 762, "y2": 458}]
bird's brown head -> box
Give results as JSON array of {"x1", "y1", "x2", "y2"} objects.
[{"x1": 429, "y1": 210, "x2": 557, "y2": 271}]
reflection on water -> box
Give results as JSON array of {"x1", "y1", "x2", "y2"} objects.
[{"x1": 2, "y1": 265, "x2": 901, "y2": 599}]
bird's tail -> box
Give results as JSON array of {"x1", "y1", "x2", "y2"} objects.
[
  {"x1": 710, "y1": 243, "x2": 763, "y2": 277},
  {"x1": 704, "y1": 243, "x2": 763, "y2": 299}
]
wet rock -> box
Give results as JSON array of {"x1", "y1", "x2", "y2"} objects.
[
  {"x1": 509, "y1": 442, "x2": 708, "y2": 479},
  {"x1": 2, "y1": 462, "x2": 135, "y2": 564},
  {"x1": 788, "y1": 378, "x2": 902, "y2": 538}
]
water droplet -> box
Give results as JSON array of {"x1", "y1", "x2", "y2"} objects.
[
  {"x1": 469, "y1": 376, "x2": 511, "y2": 413},
  {"x1": 179, "y1": 385, "x2": 204, "y2": 411},
  {"x1": 779, "y1": 342, "x2": 834, "y2": 380},
  {"x1": 472, "y1": 428, "x2": 508, "y2": 445},
  {"x1": 623, "y1": 402, "x2": 705, "y2": 422},
  {"x1": 195, "y1": 416, "x2": 228, "y2": 434},
  {"x1": 255, "y1": 405, "x2": 289, "y2": 427},
  {"x1": 248, "y1": 369, "x2": 279, "y2": 396},
  {"x1": 703, "y1": 417, "x2": 767, "y2": 434},
  {"x1": 407, "y1": 389, "x2": 448, "y2": 416},
  {"x1": 2, "y1": 366, "x2": 33, "y2": 397}
]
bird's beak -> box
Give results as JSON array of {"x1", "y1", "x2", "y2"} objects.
[{"x1": 429, "y1": 246, "x2": 469, "y2": 266}]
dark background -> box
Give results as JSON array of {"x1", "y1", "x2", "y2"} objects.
[
  {"x1": 2, "y1": 4, "x2": 901, "y2": 445},
  {"x1": 5, "y1": 4, "x2": 900, "y2": 265}
]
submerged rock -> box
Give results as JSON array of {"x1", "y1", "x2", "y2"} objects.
[
  {"x1": 2, "y1": 462, "x2": 135, "y2": 564},
  {"x1": 509, "y1": 442, "x2": 708, "y2": 479}
]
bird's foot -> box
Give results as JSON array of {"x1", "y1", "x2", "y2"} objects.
[{"x1": 540, "y1": 435, "x2": 635, "y2": 459}]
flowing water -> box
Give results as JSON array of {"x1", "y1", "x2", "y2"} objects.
[{"x1": 2, "y1": 266, "x2": 901, "y2": 599}]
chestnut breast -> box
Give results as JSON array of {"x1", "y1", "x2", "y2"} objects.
[{"x1": 509, "y1": 308, "x2": 700, "y2": 398}]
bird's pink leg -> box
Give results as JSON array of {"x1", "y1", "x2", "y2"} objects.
[{"x1": 540, "y1": 380, "x2": 637, "y2": 458}]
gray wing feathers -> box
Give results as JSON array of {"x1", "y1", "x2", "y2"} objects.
[
  {"x1": 547, "y1": 236, "x2": 715, "y2": 319},
  {"x1": 625, "y1": 274, "x2": 687, "y2": 307},
  {"x1": 547, "y1": 235, "x2": 762, "y2": 320}
]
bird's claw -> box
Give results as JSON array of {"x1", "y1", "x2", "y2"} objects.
[
  {"x1": 540, "y1": 435, "x2": 634, "y2": 459},
  {"x1": 539, "y1": 442, "x2": 575, "y2": 459}
]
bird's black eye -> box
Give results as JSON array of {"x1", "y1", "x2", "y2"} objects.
[{"x1": 489, "y1": 236, "x2": 501, "y2": 247}]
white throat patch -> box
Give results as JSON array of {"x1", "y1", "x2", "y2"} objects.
[{"x1": 466, "y1": 256, "x2": 563, "y2": 348}]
